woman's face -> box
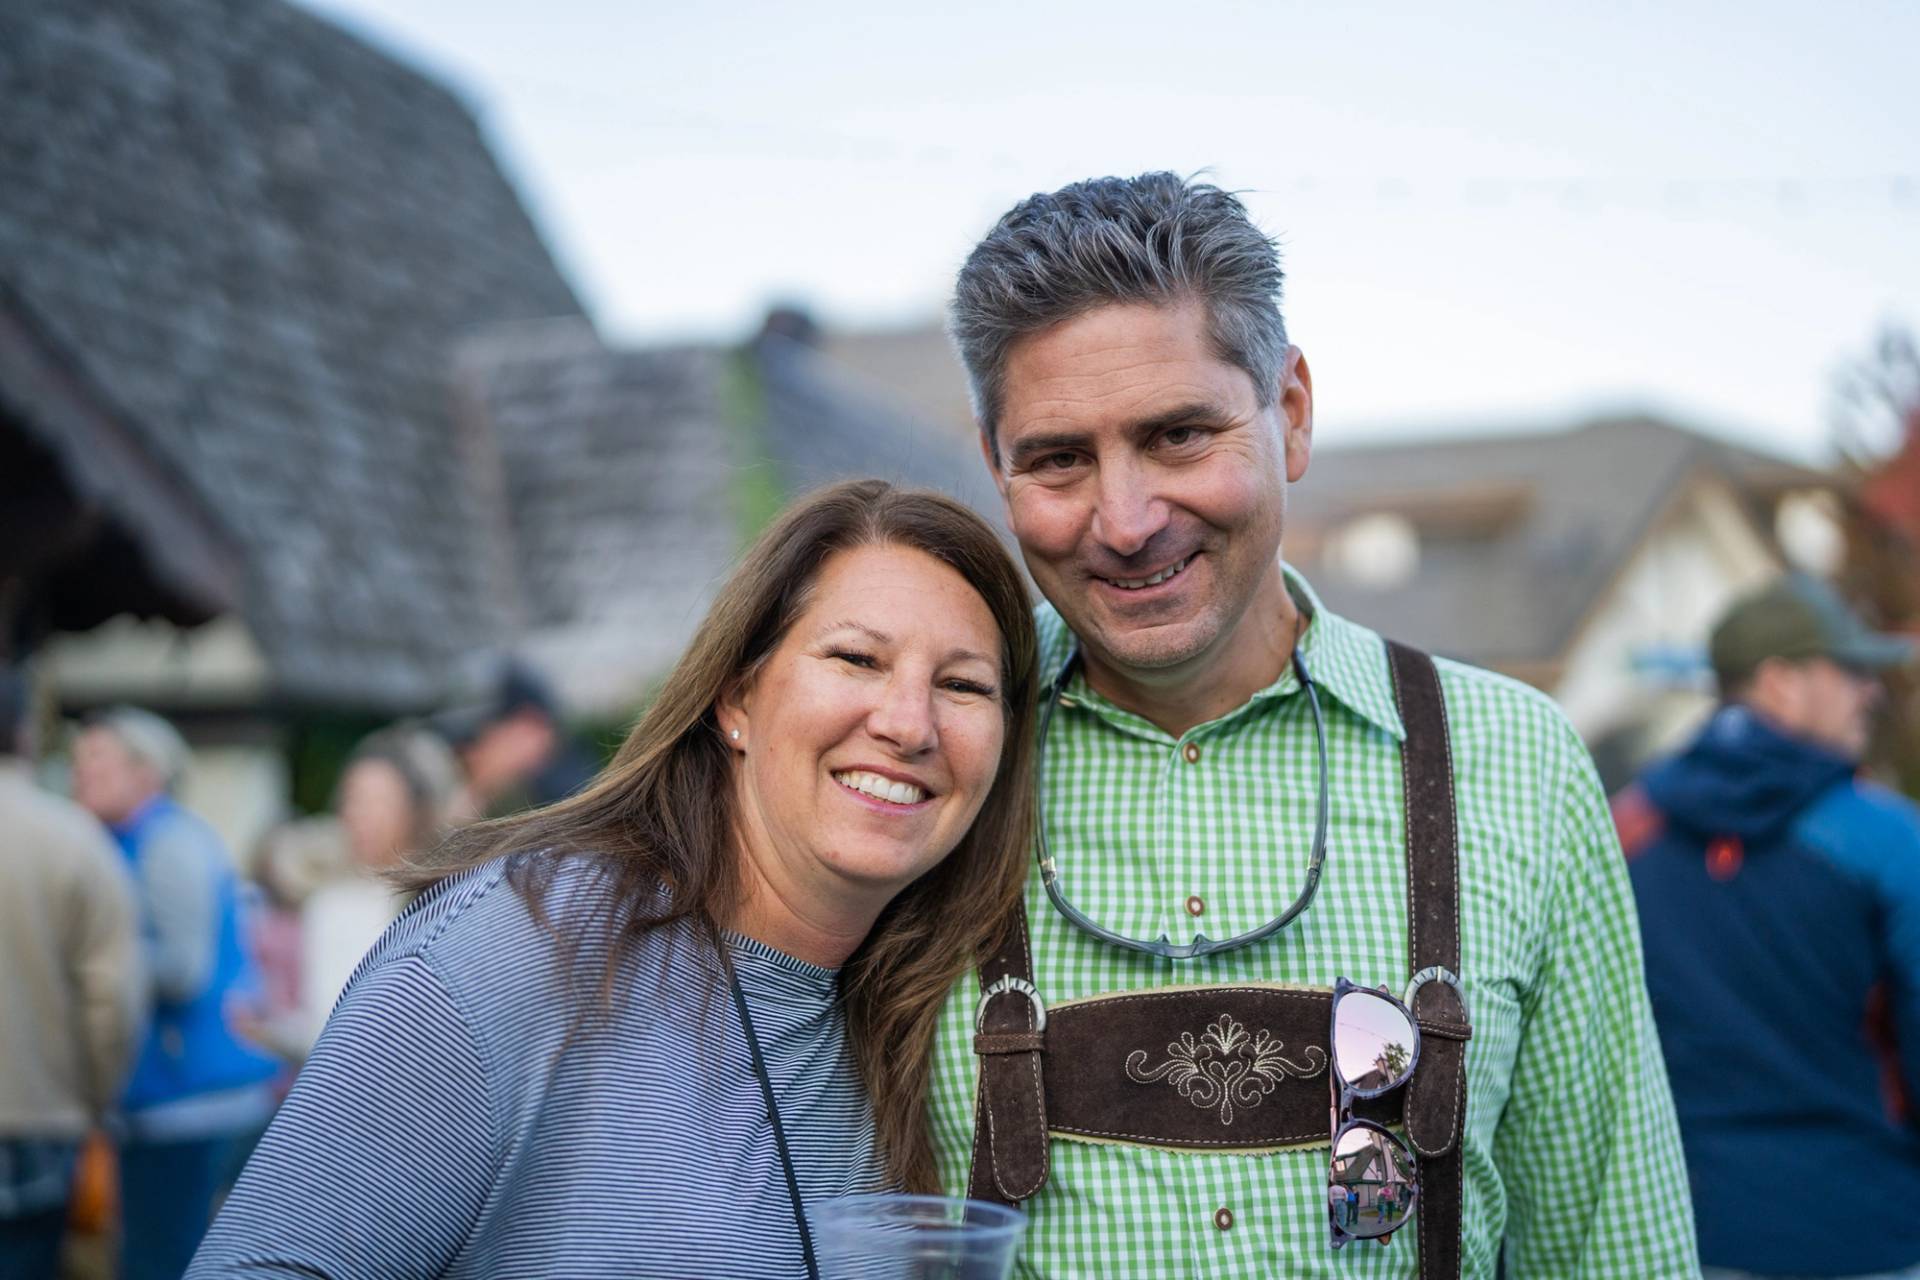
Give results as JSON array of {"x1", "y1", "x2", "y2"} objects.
[
  {"x1": 338, "y1": 758, "x2": 416, "y2": 870},
  {"x1": 724, "y1": 543, "x2": 1007, "y2": 903}
]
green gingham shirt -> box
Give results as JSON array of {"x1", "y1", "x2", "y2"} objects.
[{"x1": 928, "y1": 570, "x2": 1698, "y2": 1278}]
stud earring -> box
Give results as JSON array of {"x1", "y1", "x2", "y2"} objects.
[{"x1": 729, "y1": 729, "x2": 741, "y2": 742}]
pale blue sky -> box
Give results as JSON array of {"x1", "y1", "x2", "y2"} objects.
[{"x1": 301, "y1": 0, "x2": 1918, "y2": 458}]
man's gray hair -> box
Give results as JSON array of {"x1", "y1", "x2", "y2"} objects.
[
  {"x1": 93, "y1": 706, "x2": 191, "y2": 790},
  {"x1": 949, "y1": 172, "x2": 1288, "y2": 459}
]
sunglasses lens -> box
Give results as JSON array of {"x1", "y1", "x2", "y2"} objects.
[
  {"x1": 1334, "y1": 990, "x2": 1416, "y2": 1093},
  {"x1": 1331, "y1": 1126, "x2": 1417, "y2": 1237}
]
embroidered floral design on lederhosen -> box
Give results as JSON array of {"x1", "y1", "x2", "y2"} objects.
[{"x1": 1124, "y1": 1014, "x2": 1328, "y2": 1125}]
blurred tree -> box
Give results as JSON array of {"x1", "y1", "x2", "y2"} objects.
[{"x1": 1833, "y1": 324, "x2": 1920, "y2": 799}]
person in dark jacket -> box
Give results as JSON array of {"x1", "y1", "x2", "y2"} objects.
[{"x1": 1616, "y1": 573, "x2": 1920, "y2": 1280}]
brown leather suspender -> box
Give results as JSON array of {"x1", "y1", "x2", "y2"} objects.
[
  {"x1": 966, "y1": 640, "x2": 1471, "y2": 1277},
  {"x1": 1388, "y1": 639, "x2": 1471, "y2": 1280}
]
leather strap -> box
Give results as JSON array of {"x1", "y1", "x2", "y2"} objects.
[
  {"x1": 966, "y1": 905, "x2": 1048, "y2": 1204},
  {"x1": 1387, "y1": 640, "x2": 1468, "y2": 1280}
]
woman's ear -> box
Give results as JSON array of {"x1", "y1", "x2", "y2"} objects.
[{"x1": 715, "y1": 677, "x2": 752, "y2": 751}]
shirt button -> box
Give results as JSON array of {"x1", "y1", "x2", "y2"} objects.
[
  {"x1": 1214, "y1": 1206, "x2": 1234, "y2": 1231},
  {"x1": 1185, "y1": 895, "x2": 1205, "y2": 917},
  {"x1": 1182, "y1": 742, "x2": 1201, "y2": 764}
]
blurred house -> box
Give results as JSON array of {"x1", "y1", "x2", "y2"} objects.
[
  {"x1": 450, "y1": 312, "x2": 1001, "y2": 720},
  {"x1": 0, "y1": 0, "x2": 990, "y2": 851},
  {"x1": 1286, "y1": 417, "x2": 1845, "y2": 787},
  {"x1": 821, "y1": 319, "x2": 980, "y2": 442}
]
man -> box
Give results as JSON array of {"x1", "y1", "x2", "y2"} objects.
[
  {"x1": 434, "y1": 661, "x2": 583, "y2": 823},
  {"x1": 1618, "y1": 574, "x2": 1920, "y2": 1280},
  {"x1": 70, "y1": 708, "x2": 278, "y2": 1280},
  {"x1": 0, "y1": 670, "x2": 143, "y2": 1279},
  {"x1": 925, "y1": 173, "x2": 1696, "y2": 1277}
]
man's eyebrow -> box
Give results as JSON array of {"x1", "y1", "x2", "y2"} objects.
[
  {"x1": 1127, "y1": 400, "x2": 1235, "y2": 437},
  {"x1": 1004, "y1": 402, "x2": 1235, "y2": 465}
]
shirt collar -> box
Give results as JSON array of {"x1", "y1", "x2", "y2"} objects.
[
  {"x1": 1033, "y1": 563, "x2": 1407, "y2": 742},
  {"x1": 1281, "y1": 565, "x2": 1406, "y2": 742}
]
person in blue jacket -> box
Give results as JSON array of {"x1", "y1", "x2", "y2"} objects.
[
  {"x1": 70, "y1": 708, "x2": 279, "y2": 1280},
  {"x1": 1616, "y1": 573, "x2": 1919, "y2": 1280}
]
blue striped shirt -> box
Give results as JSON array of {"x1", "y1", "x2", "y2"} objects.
[{"x1": 189, "y1": 856, "x2": 885, "y2": 1278}]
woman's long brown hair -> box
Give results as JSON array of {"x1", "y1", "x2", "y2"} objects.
[{"x1": 399, "y1": 479, "x2": 1037, "y2": 1191}]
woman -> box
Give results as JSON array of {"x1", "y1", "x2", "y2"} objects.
[
  {"x1": 248, "y1": 725, "x2": 463, "y2": 1064},
  {"x1": 189, "y1": 480, "x2": 1038, "y2": 1278}
]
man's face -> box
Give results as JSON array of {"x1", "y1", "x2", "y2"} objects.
[
  {"x1": 464, "y1": 709, "x2": 558, "y2": 801},
  {"x1": 985, "y1": 301, "x2": 1311, "y2": 684},
  {"x1": 70, "y1": 726, "x2": 164, "y2": 826},
  {"x1": 1752, "y1": 655, "x2": 1884, "y2": 760}
]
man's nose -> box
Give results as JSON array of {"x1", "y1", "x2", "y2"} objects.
[
  {"x1": 867, "y1": 672, "x2": 938, "y2": 755},
  {"x1": 1089, "y1": 461, "x2": 1170, "y2": 559}
]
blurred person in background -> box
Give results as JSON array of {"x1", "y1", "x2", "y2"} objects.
[
  {"x1": 0, "y1": 669, "x2": 143, "y2": 1280},
  {"x1": 242, "y1": 816, "x2": 338, "y2": 1075},
  {"x1": 435, "y1": 661, "x2": 586, "y2": 823},
  {"x1": 1616, "y1": 573, "x2": 1920, "y2": 1280},
  {"x1": 302, "y1": 724, "x2": 459, "y2": 1036},
  {"x1": 245, "y1": 726, "x2": 459, "y2": 1066},
  {"x1": 70, "y1": 708, "x2": 279, "y2": 1280}
]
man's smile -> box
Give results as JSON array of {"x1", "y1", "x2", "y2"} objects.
[{"x1": 1097, "y1": 553, "x2": 1195, "y2": 592}]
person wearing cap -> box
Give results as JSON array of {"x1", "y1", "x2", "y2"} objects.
[
  {"x1": 434, "y1": 661, "x2": 589, "y2": 824},
  {"x1": 1615, "y1": 572, "x2": 1920, "y2": 1280},
  {"x1": 70, "y1": 708, "x2": 280, "y2": 1280}
]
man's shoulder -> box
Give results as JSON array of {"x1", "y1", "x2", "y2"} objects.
[
  {"x1": 1799, "y1": 777, "x2": 1920, "y2": 866},
  {"x1": 140, "y1": 800, "x2": 231, "y2": 863},
  {"x1": 0, "y1": 769, "x2": 124, "y2": 883},
  {"x1": 0, "y1": 769, "x2": 115, "y2": 854},
  {"x1": 1420, "y1": 644, "x2": 1582, "y2": 756},
  {"x1": 1307, "y1": 595, "x2": 1578, "y2": 748},
  {"x1": 1429, "y1": 651, "x2": 1571, "y2": 732}
]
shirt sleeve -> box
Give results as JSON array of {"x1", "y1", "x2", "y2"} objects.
[
  {"x1": 65, "y1": 826, "x2": 146, "y2": 1115},
  {"x1": 139, "y1": 822, "x2": 221, "y2": 1003},
  {"x1": 186, "y1": 953, "x2": 498, "y2": 1279},
  {"x1": 1492, "y1": 726, "x2": 1699, "y2": 1278}
]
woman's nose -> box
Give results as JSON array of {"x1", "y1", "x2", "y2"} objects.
[{"x1": 866, "y1": 673, "x2": 938, "y2": 755}]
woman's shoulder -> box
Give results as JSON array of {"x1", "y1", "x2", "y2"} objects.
[
  {"x1": 352, "y1": 856, "x2": 585, "y2": 991},
  {"x1": 349, "y1": 851, "x2": 705, "y2": 1019}
]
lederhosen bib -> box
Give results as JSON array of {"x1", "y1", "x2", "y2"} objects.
[{"x1": 967, "y1": 642, "x2": 1473, "y2": 1280}]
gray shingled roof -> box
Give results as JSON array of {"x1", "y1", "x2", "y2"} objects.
[
  {"x1": 451, "y1": 322, "x2": 740, "y2": 715},
  {"x1": 442, "y1": 329, "x2": 1016, "y2": 714},
  {"x1": 1287, "y1": 416, "x2": 1830, "y2": 669},
  {"x1": 819, "y1": 320, "x2": 980, "y2": 441},
  {"x1": 0, "y1": 0, "x2": 584, "y2": 709},
  {"x1": 756, "y1": 331, "x2": 1009, "y2": 542}
]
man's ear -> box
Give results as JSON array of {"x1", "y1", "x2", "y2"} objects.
[{"x1": 1280, "y1": 345, "x2": 1314, "y2": 485}]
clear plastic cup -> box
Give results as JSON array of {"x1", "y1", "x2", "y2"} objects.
[{"x1": 809, "y1": 1194, "x2": 1027, "y2": 1280}]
